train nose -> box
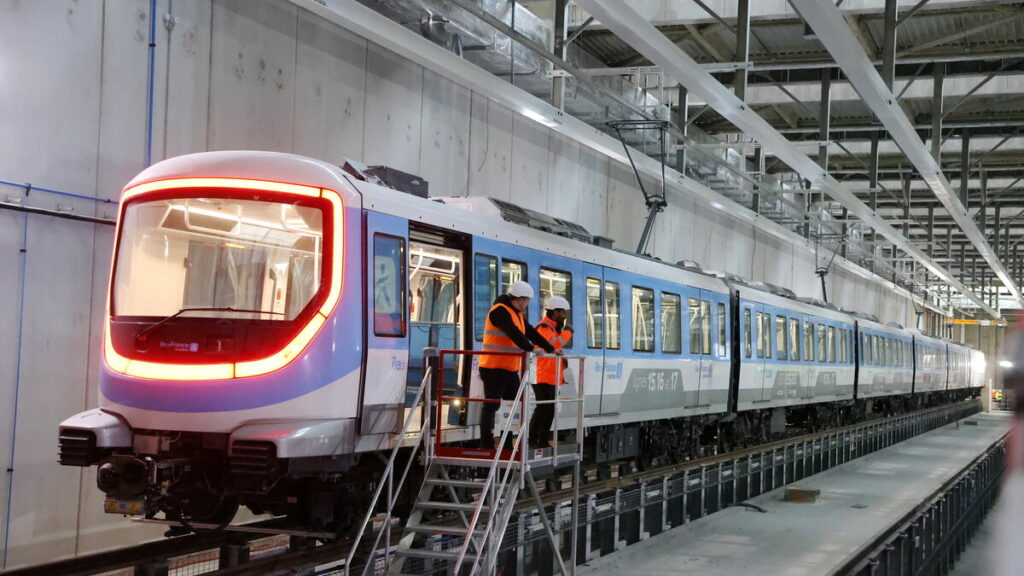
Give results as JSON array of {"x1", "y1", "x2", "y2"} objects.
[{"x1": 96, "y1": 455, "x2": 148, "y2": 498}]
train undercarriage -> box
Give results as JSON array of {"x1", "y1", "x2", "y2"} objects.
[{"x1": 66, "y1": 389, "x2": 980, "y2": 537}]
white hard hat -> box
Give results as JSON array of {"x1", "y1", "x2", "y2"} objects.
[
  {"x1": 507, "y1": 281, "x2": 534, "y2": 298},
  {"x1": 544, "y1": 296, "x2": 571, "y2": 311}
]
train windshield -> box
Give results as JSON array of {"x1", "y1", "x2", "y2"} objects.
[{"x1": 113, "y1": 196, "x2": 324, "y2": 321}]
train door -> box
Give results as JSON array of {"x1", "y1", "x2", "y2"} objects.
[
  {"x1": 362, "y1": 212, "x2": 410, "y2": 435},
  {"x1": 699, "y1": 290, "x2": 730, "y2": 411},
  {"x1": 597, "y1": 267, "x2": 626, "y2": 415},
  {"x1": 735, "y1": 299, "x2": 759, "y2": 409},
  {"x1": 800, "y1": 315, "x2": 815, "y2": 400},
  {"x1": 407, "y1": 224, "x2": 470, "y2": 429},
  {"x1": 582, "y1": 265, "x2": 606, "y2": 416}
]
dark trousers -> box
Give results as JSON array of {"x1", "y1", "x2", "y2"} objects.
[
  {"x1": 529, "y1": 384, "x2": 557, "y2": 446},
  {"x1": 479, "y1": 368, "x2": 519, "y2": 448}
]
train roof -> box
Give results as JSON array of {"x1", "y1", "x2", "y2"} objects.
[
  {"x1": 124, "y1": 150, "x2": 353, "y2": 194},
  {"x1": 354, "y1": 174, "x2": 735, "y2": 294},
  {"x1": 130, "y1": 152, "x2": 942, "y2": 337}
]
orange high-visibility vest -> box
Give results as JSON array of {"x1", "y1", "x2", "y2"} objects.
[
  {"x1": 536, "y1": 317, "x2": 571, "y2": 385},
  {"x1": 480, "y1": 303, "x2": 526, "y2": 371}
]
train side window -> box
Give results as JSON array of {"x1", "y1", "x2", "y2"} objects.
[
  {"x1": 586, "y1": 278, "x2": 603, "y2": 349},
  {"x1": 662, "y1": 293, "x2": 682, "y2": 354},
  {"x1": 744, "y1": 309, "x2": 752, "y2": 358},
  {"x1": 632, "y1": 286, "x2": 655, "y2": 352},
  {"x1": 873, "y1": 336, "x2": 881, "y2": 366},
  {"x1": 788, "y1": 318, "x2": 800, "y2": 361},
  {"x1": 817, "y1": 324, "x2": 826, "y2": 362},
  {"x1": 700, "y1": 300, "x2": 712, "y2": 355},
  {"x1": 838, "y1": 328, "x2": 846, "y2": 363},
  {"x1": 803, "y1": 321, "x2": 814, "y2": 362},
  {"x1": 540, "y1": 267, "x2": 572, "y2": 326},
  {"x1": 500, "y1": 260, "x2": 527, "y2": 294},
  {"x1": 373, "y1": 234, "x2": 406, "y2": 337},
  {"x1": 864, "y1": 334, "x2": 872, "y2": 365},
  {"x1": 775, "y1": 315, "x2": 787, "y2": 360},
  {"x1": 473, "y1": 253, "x2": 497, "y2": 341},
  {"x1": 827, "y1": 326, "x2": 836, "y2": 363},
  {"x1": 717, "y1": 302, "x2": 727, "y2": 357},
  {"x1": 605, "y1": 281, "x2": 621, "y2": 350},
  {"x1": 690, "y1": 298, "x2": 702, "y2": 355}
]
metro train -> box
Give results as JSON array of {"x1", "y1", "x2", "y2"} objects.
[{"x1": 58, "y1": 151, "x2": 985, "y2": 531}]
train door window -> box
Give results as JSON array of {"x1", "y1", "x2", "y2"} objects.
[
  {"x1": 700, "y1": 300, "x2": 712, "y2": 355},
  {"x1": 803, "y1": 321, "x2": 814, "y2": 362},
  {"x1": 662, "y1": 293, "x2": 682, "y2": 354},
  {"x1": 788, "y1": 318, "x2": 800, "y2": 361},
  {"x1": 586, "y1": 278, "x2": 603, "y2": 348},
  {"x1": 473, "y1": 254, "x2": 498, "y2": 341},
  {"x1": 690, "y1": 299, "x2": 702, "y2": 355},
  {"x1": 744, "y1": 309, "x2": 752, "y2": 358},
  {"x1": 754, "y1": 311, "x2": 764, "y2": 358},
  {"x1": 717, "y1": 302, "x2": 727, "y2": 357},
  {"x1": 775, "y1": 315, "x2": 787, "y2": 360},
  {"x1": 373, "y1": 234, "x2": 406, "y2": 337},
  {"x1": 827, "y1": 326, "x2": 837, "y2": 362},
  {"x1": 632, "y1": 286, "x2": 655, "y2": 352},
  {"x1": 540, "y1": 267, "x2": 572, "y2": 325},
  {"x1": 817, "y1": 324, "x2": 826, "y2": 362},
  {"x1": 761, "y1": 312, "x2": 771, "y2": 358},
  {"x1": 605, "y1": 281, "x2": 621, "y2": 350},
  {"x1": 500, "y1": 260, "x2": 527, "y2": 294}
]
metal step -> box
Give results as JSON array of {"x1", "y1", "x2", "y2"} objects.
[
  {"x1": 424, "y1": 477, "x2": 487, "y2": 489},
  {"x1": 405, "y1": 523, "x2": 485, "y2": 537},
  {"x1": 397, "y1": 547, "x2": 460, "y2": 561},
  {"x1": 415, "y1": 500, "x2": 489, "y2": 512}
]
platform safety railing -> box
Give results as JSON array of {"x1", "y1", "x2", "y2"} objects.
[
  {"x1": 343, "y1": 353, "x2": 434, "y2": 576},
  {"x1": 435, "y1": 349, "x2": 586, "y2": 575}
]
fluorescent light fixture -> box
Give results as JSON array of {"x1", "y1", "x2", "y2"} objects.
[
  {"x1": 522, "y1": 108, "x2": 560, "y2": 128},
  {"x1": 999, "y1": 360, "x2": 1013, "y2": 369}
]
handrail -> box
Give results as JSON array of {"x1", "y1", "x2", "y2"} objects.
[
  {"x1": 453, "y1": 354, "x2": 533, "y2": 572},
  {"x1": 344, "y1": 362, "x2": 433, "y2": 576}
]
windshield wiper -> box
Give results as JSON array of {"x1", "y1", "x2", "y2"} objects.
[{"x1": 134, "y1": 307, "x2": 286, "y2": 344}]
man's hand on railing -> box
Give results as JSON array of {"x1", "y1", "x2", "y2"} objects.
[{"x1": 554, "y1": 349, "x2": 565, "y2": 356}]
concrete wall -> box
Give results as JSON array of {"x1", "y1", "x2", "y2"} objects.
[{"x1": 0, "y1": 0, "x2": 920, "y2": 568}]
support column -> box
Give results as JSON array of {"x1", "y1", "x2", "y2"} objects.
[
  {"x1": 881, "y1": 0, "x2": 898, "y2": 89},
  {"x1": 735, "y1": 0, "x2": 750, "y2": 100},
  {"x1": 869, "y1": 132, "x2": 880, "y2": 270},
  {"x1": 927, "y1": 206, "x2": 935, "y2": 257},
  {"x1": 960, "y1": 129, "x2": 971, "y2": 208},
  {"x1": 674, "y1": 85, "x2": 688, "y2": 175},
  {"x1": 931, "y1": 62, "x2": 944, "y2": 161},
  {"x1": 902, "y1": 173, "x2": 912, "y2": 239},
  {"x1": 979, "y1": 169, "x2": 987, "y2": 238},
  {"x1": 993, "y1": 205, "x2": 1001, "y2": 258},
  {"x1": 752, "y1": 142, "x2": 763, "y2": 214},
  {"x1": 819, "y1": 70, "x2": 832, "y2": 170},
  {"x1": 551, "y1": 0, "x2": 568, "y2": 109}
]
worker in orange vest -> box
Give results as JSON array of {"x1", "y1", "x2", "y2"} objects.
[
  {"x1": 479, "y1": 281, "x2": 557, "y2": 449},
  {"x1": 530, "y1": 296, "x2": 573, "y2": 449}
]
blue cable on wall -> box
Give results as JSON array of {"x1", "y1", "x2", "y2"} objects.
[{"x1": 0, "y1": 179, "x2": 118, "y2": 205}]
